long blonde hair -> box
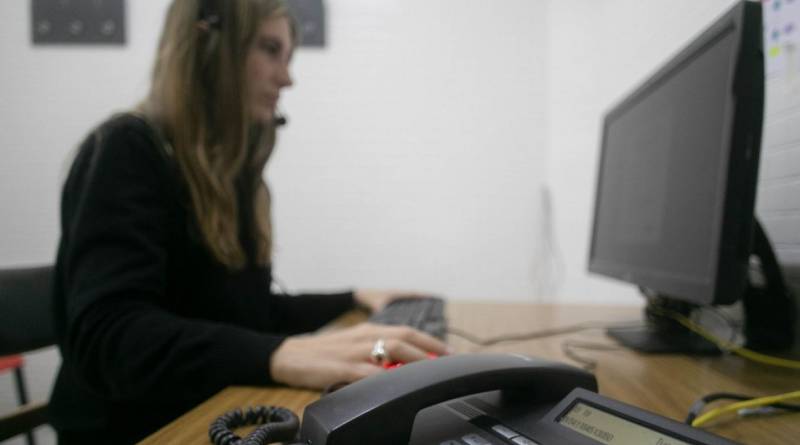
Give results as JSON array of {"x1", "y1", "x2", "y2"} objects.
[{"x1": 142, "y1": 0, "x2": 295, "y2": 269}]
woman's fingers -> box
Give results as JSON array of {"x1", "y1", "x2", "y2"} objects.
[
  {"x1": 372, "y1": 324, "x2": 450, "y2": 356},
  {"x1": 381, "y1": 338, "x2": 428, "y2": 363},
  {"x1": 271, "y1": 337, "x2": 382, "y2": 389},
  {"x1": 345, "y1": 362, "x2": 383, "y2": 382},
  {"x1": 357, "y1": 328, "x2": 449, "y2": 364},
  {"x1": 320, "y1": 359, "x2": 383, "y2": 386},
  {"x1": 396, "y1": 326, "x2": 450, "y2": 356},
  {"x1": 270, "y1": 322, "x2": 452, "y2": 390},
  {"x1": 334, "y1": 324, "x2": 449, "y2": 355}
]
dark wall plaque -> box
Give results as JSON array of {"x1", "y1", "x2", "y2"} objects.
[
  {"x1": 288, "y1": 0, "x2": 326, "y2": 47},
  {"x1": 32, "y1": 0, "x2": 125, "y2": 45}
]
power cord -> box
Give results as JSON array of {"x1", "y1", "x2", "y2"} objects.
[
  {"x1": 647, "y1": 308, "x2": 800, "y2": 428},
  {"x1": 560, "y1": 340, "x2": 623, "y2": 371},
  {"x1": 651, "y1": 307, "x2": 800, "y2": 370},
  {"x1": 687, "y1": 391, "x2": 800, "y2": 427},
  {"x1": 446, "y1": 321, "x2": 640, "y2": 347}
]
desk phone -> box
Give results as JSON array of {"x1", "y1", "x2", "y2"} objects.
[{"x1": 300, "y1": 353, "x2": 741, "y2": 445}]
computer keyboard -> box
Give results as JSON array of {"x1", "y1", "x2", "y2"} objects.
[{"x1": 368, "y1": 296, "x2": 447, "y2": 340}]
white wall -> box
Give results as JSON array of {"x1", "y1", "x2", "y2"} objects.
[
  {"x1": 546, "y1": 0, "x2": 739, "y2": 303},
  {"x1": 269, "y1": 0, "x2": 549, "y2": 299}
]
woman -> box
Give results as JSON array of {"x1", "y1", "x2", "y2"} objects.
[{"x1": 49, "y1": 0, "x2": 448, "y2": 443}]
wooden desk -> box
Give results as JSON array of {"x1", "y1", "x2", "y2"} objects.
[{"x1": 140, "y1": 303, "x2": 799, "y2": 444}]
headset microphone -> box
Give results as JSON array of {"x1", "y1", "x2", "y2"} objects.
[{"x1": 273, "y1": 108, "x2": 288, "y2": 127}]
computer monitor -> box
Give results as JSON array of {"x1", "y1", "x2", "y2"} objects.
[{"x1": 588, "y1": 0, "x2": 794, "y2": 353}]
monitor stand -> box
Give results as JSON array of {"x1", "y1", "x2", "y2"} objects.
[
  {"x1": 609, "y1": 219, "x2": 795, "y2": 354},
  {"x1": 607, "y1": 299, "x2": 720, "y2": 355},
  {"x1": 742, "y1": 219, "x2": 796, "y2": 351}
]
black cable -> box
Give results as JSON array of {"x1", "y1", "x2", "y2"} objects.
[
  {"x1": 446, "y1": 321, "x2": 641, "y2": 347},
  {"x1": 561, "y1": 340, "x2": 623, "y2": 371},
  {"x1": 685, "y1": 392, "x2": 800, "y2": 425},
  {"x1": 209, "y1": 405, "x2": 300, "y2": 445}
]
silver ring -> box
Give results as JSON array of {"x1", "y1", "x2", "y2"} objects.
[{"x1": 370, "y1": 338, "x2": 389, "y2": 364}]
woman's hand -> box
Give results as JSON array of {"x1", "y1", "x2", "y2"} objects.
[
  {"x1": 269, "y1": 323, "x2": 450, "y2": 390},
  {"x1": 353, "y1": 289, "x2": 432, "y2": 313}
]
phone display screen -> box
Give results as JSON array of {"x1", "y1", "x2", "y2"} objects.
[{"x1": 558, "y1": 402, "x2": 693, "y2": 445}]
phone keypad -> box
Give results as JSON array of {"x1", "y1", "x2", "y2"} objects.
[
  {"x1": 461, "y1": 433, "x2": 495, "y2": 445},
  {"x1": 457, "y1": 414, "x2": 543, "y2": 445},
  {"x1": 510, "y1": 437, "x2": 540, "y2": 445},
  {"x1": 491, "y1": 425, "x2": 518, "y2": 439}
]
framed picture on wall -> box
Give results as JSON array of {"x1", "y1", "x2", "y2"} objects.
[
  {"x1": 32, "y1": 0, "x2": 125, "y2": 45},
  {"x1": 288, "y1": 0, "x2": 326, "y2": 47}
]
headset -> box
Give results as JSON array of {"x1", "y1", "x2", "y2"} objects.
[
  {"x1": 197, "y1": 0, "x2": 222, "y2": 30},
  {"x1": 197, "y1": 0, "x2": 289, "y2": 129},
  {"x1": 273, "y1": 112, "x2": 288, "y2": 127}
]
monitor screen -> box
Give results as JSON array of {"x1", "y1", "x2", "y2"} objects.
[{"x1": 589, "y1": 0, "x2": 763, "y2": 307}]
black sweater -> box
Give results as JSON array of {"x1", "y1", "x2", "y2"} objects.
[{"x1": 49, "y1": 114, "x2": 355, "y2": 443}]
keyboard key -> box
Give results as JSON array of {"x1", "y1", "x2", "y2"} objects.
[{"x1": 368, "y1": 297, "x2": 447, "y2": 339}]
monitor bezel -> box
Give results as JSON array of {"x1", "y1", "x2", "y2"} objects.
[{"x1": 588, "y1": 0, "x2": 764, "y2": 306}]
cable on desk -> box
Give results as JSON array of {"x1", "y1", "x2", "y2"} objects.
[
  {"x1": 652, "y1": 307, "x2": 800, "y2": 370},
  {"x1": 696, "y1": 306, "x2": 740, "y2": 346},
  {"x1": 561, "y1": 340, "x2": 623, "y2": 371},
  {"x1": 446, "y1": 321, "x2": 640, "y2": 347},
  {"x1": 689, "y1": 390, "x2": 800, "y2": 427},
  {"x1": 685, "y1": 392, "x2": 800, "y2": 425}
]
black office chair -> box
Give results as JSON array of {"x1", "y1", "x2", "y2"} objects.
[{"x1": 0, "y1": 265, "x2": 55, "y2": 445}]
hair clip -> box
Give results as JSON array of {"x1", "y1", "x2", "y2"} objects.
[{"x1": 196, "y1": 17, "x2": 220, "y2": 32}]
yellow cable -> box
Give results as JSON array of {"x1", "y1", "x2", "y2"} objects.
[
  {"x1": 691, "y1": 391, "x2": 800, "y2": 427},
  {"x1": 646, "y1": 308, "x2": 800, "y2": 428},
  {"x1": 656, "y1": 309, "x2": 800, "y2": 370}
]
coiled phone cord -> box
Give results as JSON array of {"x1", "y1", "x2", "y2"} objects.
[{"x1": 209, "y1": 405, "x2": 302, "y2": 445}]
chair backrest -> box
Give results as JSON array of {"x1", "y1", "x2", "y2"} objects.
[
  {"x1": 0, "y1": 265, "x2": 55, "y2": 444},
  {"x1": 0, "y1": 402, "x2": 48, "y2": 443},
  {"x1": 0, "y1": 265, "x2": 55, "y2": 356}
]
